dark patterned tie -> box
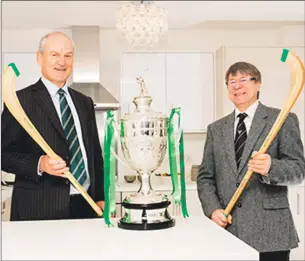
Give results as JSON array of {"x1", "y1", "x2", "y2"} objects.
[
  {"x1": 234, "y1": 113, "x2": 248, "y2": 169},
  {"x1": 58, "y1": 89, "x2": 88, "y2": 185}
]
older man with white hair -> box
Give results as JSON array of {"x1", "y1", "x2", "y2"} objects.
[{"x1": 1, "y1": 31, "x2": 105, "y2": 220}]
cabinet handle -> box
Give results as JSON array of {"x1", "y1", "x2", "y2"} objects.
[{"x1": 297, "y1": 192, "x2": 299, "y2": 215}]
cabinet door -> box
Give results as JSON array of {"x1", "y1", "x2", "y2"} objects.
[
  {"x1": 115, "y1": 192, "x2": 122, "y2": 218},
  {"x1": 121, "y1": 53, "x2": 167, "y2": 115},
  {"x1": 174, "y1": 190, "x2": 204, "y2": 217},
  {"x1": 164, "y1": 191, "x2": 175, "y2": 218},
  {"x1": 186, "y1": 190, "x2": 204, "y2": 217},
  {"x1": 289, "y1": 186, "x2": 305, "y2": 261},
  {"x1": 166, "y1": 53, "x2": 215, "y2": 132}
]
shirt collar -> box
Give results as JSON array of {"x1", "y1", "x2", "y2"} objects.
[
  {"x1": 234, "y1": 100, "x2": 259, "y2": 121},
  {"x1": 41, "y1": 76, "x2": 68, "y2": 98}
]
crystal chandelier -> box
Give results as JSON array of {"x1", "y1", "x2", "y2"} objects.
[{"x1": 116, "y1": 1, "x2": 168, "y2": 48}]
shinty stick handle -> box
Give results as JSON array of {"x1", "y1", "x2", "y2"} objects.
[
  {"x1": 2, "y1": 64, "x2": 103, "y2": 217},
  {"x1": 224, "y1": 49, "x2": 305, "y2": 217}
]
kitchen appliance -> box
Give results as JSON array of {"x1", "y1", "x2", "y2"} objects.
[{"x1": 70, "y1": 26, "x2": 119, "y2": 110}]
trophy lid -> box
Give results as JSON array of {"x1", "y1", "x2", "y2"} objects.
[{"x1": 122, "y1": 77, "x2": 167, "y2": 121}]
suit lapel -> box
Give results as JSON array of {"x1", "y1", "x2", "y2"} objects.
[
  {"x1": 223, "y1": 111, "x2": 238, "y2": 174},
  {"x1": 237, "y1": 103, "x2": 268, "y2": 174},
  {"x1": 32, "y1": 79, "x2": 66, "y2": 140},
  {"x1": 68, "y1": 88, "x2": 90, "y2": 161}
]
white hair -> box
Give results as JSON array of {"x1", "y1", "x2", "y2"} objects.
[{"x1": 38, "y1": 31, "x2": 75, "y2": 54}]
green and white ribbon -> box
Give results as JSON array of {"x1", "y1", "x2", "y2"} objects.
[
  {"x1": 103, "y1": 110, "x2": 117, "y2": 226},
  {"x1": 168, "y1": 108, "x2": 189, "y2": 218}
]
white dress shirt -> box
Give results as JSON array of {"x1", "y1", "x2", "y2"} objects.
[
  {"x1": 233, "y1": 100, "x2": 274, "y2": 182},
  {"x1": 39, "y1": 76, "x2": 90, "y2": 194},
  {"x1": 234, "y1": 100, "x2": 259, "y2": 139}
]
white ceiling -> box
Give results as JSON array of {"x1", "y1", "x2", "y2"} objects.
[{"x1": 2, "y1": 1, "x2": 305, "y2": 29}]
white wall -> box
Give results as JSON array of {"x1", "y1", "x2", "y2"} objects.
[
  {"x1": 2, "y1": 24, "x2": 304, "y2": 179},
  {"x1": 2, "y1": 28, "x2": 72, "y2": 52},
  {"x1": 4, "y1": 24, "x2": 303, "y2": 100}
]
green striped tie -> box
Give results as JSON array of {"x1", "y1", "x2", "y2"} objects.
[{"x1": 58, "y1": 89, "x2": 88, "y2": 185}]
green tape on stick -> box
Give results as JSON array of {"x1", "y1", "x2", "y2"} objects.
[
  {"x1": 8, "y1": 63, "x2": 20, "y2": 77},
  {"x1": 281, "y1": 49, "x2": 289, "y2": 63}
]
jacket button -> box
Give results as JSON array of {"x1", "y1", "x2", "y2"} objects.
[
  {"x1": 65, "y1": 180, "x2": 69, "y2": 185},
  {"x1": 236, "y1": 182, "x2": 240, "y2": 187},
  {"x1": 237, "y1": 203, "x2": 242, "y2": 208}
]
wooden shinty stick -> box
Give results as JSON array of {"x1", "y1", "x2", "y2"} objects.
[
  {"x1": 2, "y1": 63, "x2": 103, "y2": 217},
  {"x1": 224, "y1": 49, "x2": 305, "y2": 218}
]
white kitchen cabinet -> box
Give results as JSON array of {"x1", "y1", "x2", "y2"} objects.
[
  {"x1": 186, "y1": 189, "x2": 204, "y2": 217},
  {"x1": 120, "y1": 192, "x2": 130, "y2": 218},
  {"x1": 121, "y1": 52, "x2": 215, "y2": 132},
  {"x1": 289, "y1": 186, "x2": 304, "y2": 261},
  {"x1": 162, "y1": 191, "x2": 175, "y2": 218},
  {"x1": 174, "y1": 189, "x2": 204, "y2": 217},
  {"x1": 115, "y1": 192, "x2": 122, "y2": 218},
  {"x1": 121, "y1": 53, "x2": 167, "y2": 115},
  {"x1": 166, "y1": 53, "x2": 215, "y2": 132}
]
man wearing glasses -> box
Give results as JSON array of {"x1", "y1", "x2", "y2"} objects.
[{"x1": 197, "y1": 61, "x2": 305, "y2": 261}]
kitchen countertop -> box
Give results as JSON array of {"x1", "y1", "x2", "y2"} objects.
[{"x1": 2, "y1": 216, "x2": 258, "y2": 260}]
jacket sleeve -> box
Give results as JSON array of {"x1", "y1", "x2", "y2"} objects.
[
  {"x1": 196, "y1": 124, "x2": 223, "y2": 218},
  {"x1": 260, "y1": 112, "x2": 305, "y2": 186},
  {"x1": 1, "y1": 104, "x2": 41, "y2": 181}
]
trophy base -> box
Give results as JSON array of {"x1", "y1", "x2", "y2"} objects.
[
  {"x1": 118, "y1": 219, "x2": 175, "y2": 230},
  {"x1": 118, "y1": 201, "x2": 175, "y2": 231}
]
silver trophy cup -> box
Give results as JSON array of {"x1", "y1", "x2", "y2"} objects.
[{"x1": 117, "y1": 78, "x2": 175, "y2": 230}]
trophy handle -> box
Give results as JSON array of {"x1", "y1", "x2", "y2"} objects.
[
  {"x1": 110, "y1": 148, "x2": 134, "y2": 171},
  {"x1": 111, "y1": 122, "x2": 135, "y2": 171}
]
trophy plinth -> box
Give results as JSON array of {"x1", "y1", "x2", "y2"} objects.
[{"x1": 117, "y1": 78, "x2": 175, "y2": 230}]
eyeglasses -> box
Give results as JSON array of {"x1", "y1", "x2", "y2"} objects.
[{"x1": 227, "y1": 77, "x2": 256, "y2": 88}]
